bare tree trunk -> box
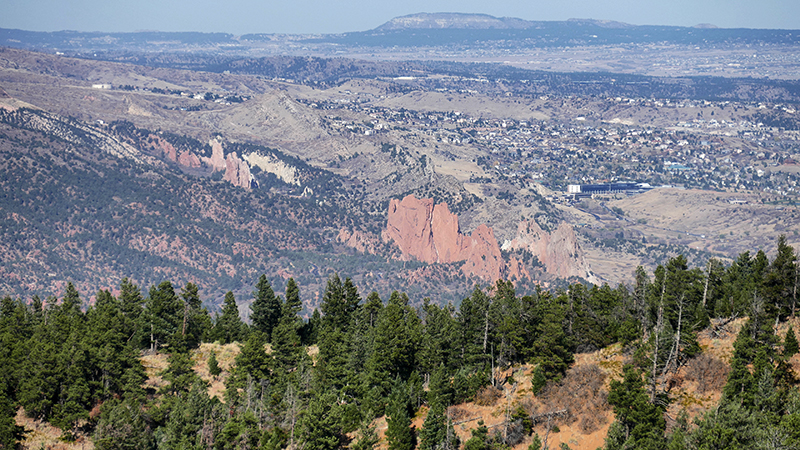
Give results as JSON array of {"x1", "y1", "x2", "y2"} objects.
[
  {"x1": 182, "y1": 301, "x2": 188, "y2": 336},
  {"x1": 702, "y1": 261, "x2": 711, "y2": 308},
  {"x1": 661, "y1": 295, "x2": 684, "y2": 384},
  {"x1": 651, "y1": 273, "x2": 666, "y2": 403},
  {"x1": 483, "y1": 305, "x2": 490, "y2": 354},
  {"x1": 793, "y1": 263, "x2": 798, "y2": 319}
]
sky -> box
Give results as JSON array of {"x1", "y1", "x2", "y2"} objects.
[{"x1": 3, "y1": 0, "x2": 799, "y2": 35}]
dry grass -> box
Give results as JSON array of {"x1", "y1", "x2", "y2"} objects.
[
  {"x1": 15, "y1": 408, "x2": 94, "y2": 450},
  {"x1": 193, "y1": 342, "x2": 242, "y2": 400}
]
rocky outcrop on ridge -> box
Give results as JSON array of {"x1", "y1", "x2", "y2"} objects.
[
  {"x1": 200, "y1": 139, "x2": 253, "y2": 189},
  {"x1": 382, "y1": 194, "x2": 506, "y2": 281},
  {"x1": 223, "y1": 152, "x2": 253, "y2": 190},
  {"x1": 502, "y1": 220, "x2": 597, "y2": 283},
  {"x1": 147, "y1": 134, "x2": 202, "y2": 169}
]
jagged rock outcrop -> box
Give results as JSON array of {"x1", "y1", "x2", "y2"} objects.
[
  {"x1": 223, "y1": 152, "x2": 253, "y2": 190},
  {"x1": 382, "y1": 194, "x2": 506, "y2": 281},
  {"x1": 199, "y1": 139, "x2": 252, "y2": 189},
  {"x1": 147, "y1": 134, "x2": 202, "y2": 169},
  {"x1": 202, "y1": 138, "x2": 227, "y2": 172},
  {"x1": 502, "y1": 220, "x2": 597, "y2": 283},
  {"x1": 337, "y1": 228, "x2": 381, "y2": 254}
]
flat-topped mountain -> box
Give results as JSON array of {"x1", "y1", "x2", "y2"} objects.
[
  {"x1": 374, "y1": 13, "x2": 637, "y2": 31},
  {"x1": 374, "y1": 12, "x2": 535, "y2": 30}
]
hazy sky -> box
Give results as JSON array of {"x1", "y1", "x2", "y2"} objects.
[{"x1": 3, "y1": 0, "x2": 799, "y2": 34}]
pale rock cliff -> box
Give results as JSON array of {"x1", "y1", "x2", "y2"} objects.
[
  {"x1": 502, "y1": 220, "x2": 597, "y2": 283},
  {"x1": 202, "y1": 139, "x2": 227, "y2": 172},
  {"x1": 243, "y1": 152, "x2": 299, "y2": 185}
]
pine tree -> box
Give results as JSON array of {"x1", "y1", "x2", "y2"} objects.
[
  {"x1": 214, "y1": 291, "x2": 244, "y2": 344},
  {"x1": 385, "y1": 379, "x2": 416, "y2": 450},
  {"x1": 233, "y1": 333, "x2": 271, "y2": 385},
  {"x1": 784, "y1": 326, "x2": 799, "y2": 358},
  {"x1": 606, "y1": 365, "x2": 666, "y2": 448},
  {"x1": 208, "y1": 351, "x2": 222, "y2": 378},
  {"x1": 271, "y1": 310, "x2": 302, "y2": 376},
  {"x1": 180, "y1": 282, "x2": 212, "y2": 349},
  {"x1": 419, "y1": 401, "x2": 447, "y2": 450},
  {"x1": 301, "y1": 390, "x2": 343, "y2": 450},
  {"x1": 142, "y1": 281, "x2": 183, "y2": 351},
  {"x1": 367, "y1": 291, "x2": 421, "y2": 396},
  {"x1": 530, "y1": 293, "x2": 573, "y2": 382},
  {"x1": 161, "y1": 351, "x2": 202, "y2": 396},
  {"x1": 94, "y1": 399, "x2": 155, "y2": 450},
  {"x1": 250, "y1": 275, "x2": 282, "y2": 342},
  {"x1": 119, "y1": 278, "x2": 144, "y2": 341},
  {"x1": 284, "y1": 278, "x2": 302, "y2": 318}
]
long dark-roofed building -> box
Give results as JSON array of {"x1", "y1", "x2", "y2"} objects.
[{"x1": 567, "y1": 182, "x2": 652, "y2": 199}]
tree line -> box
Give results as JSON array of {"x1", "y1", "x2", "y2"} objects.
[{"x1": 0, "y1": 236, "x2": 798, "y2": 449}]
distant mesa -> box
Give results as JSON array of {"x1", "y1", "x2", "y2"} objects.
[
  {"x1": 375, "y1": 12, "x2": 535, "y2": 31},
  {"x1": 374, "y1": 13, "x2": 635, "y2": 31},
  {"x1": 565, "y1": 18, "x2": 635, "y2": 29}
]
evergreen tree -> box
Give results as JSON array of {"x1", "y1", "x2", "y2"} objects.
[
  {"x1": 367, "y1": 292, "x2": 422, "y2": 399},
  {"x1": 785, "y1": 326, "x2": 799, "y2": 358},
  {"x1": 463, "y1": 421, "x2": 488, "y2": 450},
  {"x1": 0, "y1": 379, "x2": 23, "y2": 450},
  {"x1": 284, "y1": 278, "x2": 302, "y2": 318},
  {"x1": 489, "y1": 280, "x2": 524, "y2": 367},
  {"x1": 529, "y1": 292, "x2": 573, "y2": 382},
  {"x1": 180, "y1": 282, "x2": 212, "y2": 349},
  {"x1": 765, "y1": 235, "x2": 797, "y2": 319},
  {"x1": 119, "y1": 278, "x2": 144, "y2": 341},
  {"x1": 94, "y1": 399, "x2": 154, "y2": 450},
  {"x1": 456, "y1": 286, "x2": 491, "y2": 368},
  {"x1": 272, "y1": 294, "x2": 303, "y2": 376},
  {"x1": 161, "y1": 351, "x2": 203, "y2": 396},
  {"x1": 214, "y1": 291, "x2": 244, "y2": 344},
  {"x1": 250, "y1": 274, "x2": 282, "y2": 342},
  {"x1": 208, "y1": 351, "x2": 222, "y2": 378},
  {"x1": 606, "y1": 365, "x2": 666, "y2": 449},
  {"x1": 142, "y1": 281, "x2": 183, "y2": 351},
  {"x1": 420, "y1": 400, "x2": 457, "y2": 450},
  {"x1": 385, "y1": 379, "x2": 416, "y2": 450},
  {"x1": 301, "y1": 390, "x2": 344, "y2": 450},
  {"x1": 232, "y1": 333, "x2": 271, "y2": 388}
]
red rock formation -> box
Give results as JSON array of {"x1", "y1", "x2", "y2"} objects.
[
  {"x1": 502, "y1": 220, "x2": 596, "y2": 282},
  {"x1": 177, "y1": 151, "x2": 201, "y2": 168},
  {"x1": 383, "y1": 194, "x2": 507, "y2": 281},
  {"x1": 223, "y1": 152, "x2": 252, "y2": 190},
  {"x1": 146, "y1": 134, "x2": 202, "y2": 169},
  {"x1": 147, "y1": 134, "x2": 177, "y2": 162},
  {"x1": 337, "y1": 228, "x2": 381, "y2": 254}
]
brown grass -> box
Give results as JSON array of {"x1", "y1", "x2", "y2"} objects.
[{"x1": 15, "y1": 408, "x2": 95, "y2": 450}]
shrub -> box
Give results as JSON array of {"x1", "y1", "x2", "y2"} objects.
[
  {"x1": 683, "y1": 353, "x2": 729, "y2": 394},
  {"x1": 474, "y1": 386, "x2": 502, "y2": 406}
]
